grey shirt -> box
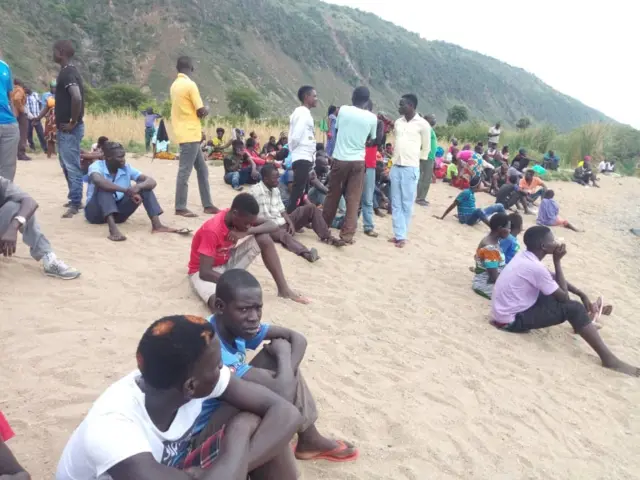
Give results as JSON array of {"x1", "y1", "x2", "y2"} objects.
[{"x1": 0, "y1": 176, "x2": 28, "y2": 207}]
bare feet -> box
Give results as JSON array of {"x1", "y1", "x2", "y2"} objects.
[
  {"x1": 388, "y1": 237, "x2": 398, "y2": 244},
  {"x1": 62, "y1": 206, "x2": 79, "y2": 218},
  {"x1": 175, "y1": 209, "x2": 198, "y2": 218},
  {"x1": 204, "y1": 206, "x2": 220, "y2": 215},
  {"x1": 395, "y1": 239, "x2": 407, "y2": 248},
  {"x1": 278, "y1": 288, "x2": 311, "y2": 304},
  {"x1": 602, "y1": 358, "x2": 640, "y2": 377},
  {"x1": 295, "y1": 440, "x2": 359, "y2": 462},
  {"x1": 301, "y1": 248, "x2": 320, "y2": 263}
]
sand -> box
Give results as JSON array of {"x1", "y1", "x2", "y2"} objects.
[{"x1": 2, "y1": 155, "x2": 640, "y2": 480}]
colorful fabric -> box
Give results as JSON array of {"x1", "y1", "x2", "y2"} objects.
[
  {"x1": 181, "y1": 428, "x2": 225, "y2": 470},
  {"x1": 11, "y1": 85, "x2": 26, "y2": 114},
  {"x1": 537, "y1": 198, "x2": 560, "y2": 226},
  {"x1": 472, "y1": 244, "x2": 505, "y2": 299},
  {"x1": 446, "y1": 163, "x2": 458, "y2": 180},
  {"x1": 44, "y1": 98, "x2": 57, "y2": 143},
  {"x1": 428, "y1": 128, "x2": 437, "y2": 161},
  {"x1": 26, "y1": 92, "x2": 40, "y2": 119},
  {"x1": 499, "y1": 234, "x2": 520, "y2": 264}
]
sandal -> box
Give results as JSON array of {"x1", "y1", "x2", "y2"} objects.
[
  {"x1": 294, "y1": 440, "x2": 359, "y2": 463},
  {"x1": 364, "y1": 230, "x2": 379, "y2": 238}
]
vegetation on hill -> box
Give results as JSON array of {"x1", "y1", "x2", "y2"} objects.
[{"x1": 0, "y1": 0, "x2": 615, "y2": 130}]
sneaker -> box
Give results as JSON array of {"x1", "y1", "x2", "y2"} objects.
[{"x1": 43, "y1": 253, "x2": 81, "y2": 280}]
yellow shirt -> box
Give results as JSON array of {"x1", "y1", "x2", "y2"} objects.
[{"x1": 170, "y1": 73, "x2": 204, "y2": 144}]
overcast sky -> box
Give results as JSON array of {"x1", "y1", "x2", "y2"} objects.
[{"x1": 325, "y1": 0, "x2": 638, "y2": 128}]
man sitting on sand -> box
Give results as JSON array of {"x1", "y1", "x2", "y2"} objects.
[
  {"x1": 195, "y1": 269, "x2": 359, "y2": 463},
  {"x1": 491, "y1": 226, "x2": 637, "y2": 376},
  {"x1": 223, "y1": 140, "x2": 261, "y2": 191},
  {"x1": 436, "y1": 176, "x2": 505, "y2": 227},
  {"x1": 495, "y1": 175, "x2": 530, "y2": 213},
  {"x1": 249, "y1": 164, "x2": 345, "y2": 263},
  {"x1": 55, "y1": 315, "x2": 303, "y2": 480},
  {"x1": 0, "y1": 176, "x2": 80, "y2": 279},
  {"x1": 85, "y1": 142, "x2": 184, "y2": 242},
  {"x1": 573, "y1": 157, "x2": 599, "y2": 187},
  {"x1": 518, "y1": 169, "x2": 546, "y2": 204},
  {"x1": 188, "y1": 193, "x2": 308, "y2": 310}
]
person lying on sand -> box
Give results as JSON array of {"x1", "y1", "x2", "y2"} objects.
[
  {"x1": 472, "y1": 213, "x2": 510, "y2": 299},
  {"x1": 85, "y1": 142, "x2": 186, "y2": 241},
  {"x1": 188, "y1": 192, "x2": 309, "y2": 309},
  {"x1": 55, "y1": 315, "x2": 303, "y2": 480},
  {"x1": 193, "y1": 269, "x2": 359, "y2": 463},
  {"x1": 491, "y1": 226, "x2": 637, "y2": 376},
  {"x1": 0, "y1": 411, "x2": 30, "y2": 480},
  {"x1": 536, "y1": 190, "x2": 581, "y2": 232},
  {"x1": 436, "y1": 175, "x2": 505, "y2": 227},
  {"x1": 0, "y1": 176, "x2": 80, "y2": 279}
]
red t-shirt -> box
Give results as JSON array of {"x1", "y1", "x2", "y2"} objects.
[
  {"x1": 365, "y1": 146, "x2": 378, "y2": 169},
  {"x1": 0, "y1": 412, "x2": 15, "y2": 442},
  {"x1": 188, "y1": 209, "x2": 235, "y2": 274}
]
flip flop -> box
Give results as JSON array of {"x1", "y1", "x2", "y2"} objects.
[
  {"x1": 175, "y1": 210, "x2": 198, "y2": 218},
  {"x1": 174, "y1": 228, "x2": 192, "y2": 236},
  {"x1": 294, "y1": 440, "x2": 359, "y2": 463},
  {"x1": 592, "y1": 296, "x2": 604, "y2": 323}
]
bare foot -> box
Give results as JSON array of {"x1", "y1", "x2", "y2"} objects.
[
  {"x1": 278, "y1": 289, "x2": 311, "y2": 304},
  {"x1": 204, "y1": 206, "x2": 220, "y2": 215},
  {"x1": 395, "y1": 240, "x2": 407, "y2": 248},
  {"x1": 295, "y1": 440, "x2": 359, "y2": 462},
  {"x1": 301, "y1": 248, "x2": 320, "y2": 263},
  {"x1": 175, "y1": 209, "x2": 198, "y2": 218},
  {"x1": 108, "y1": 233, "x2": 127, "y2": 242},
  {"x1": 62, "y1": 206, "x2": 79, "y2": 218},
  {"x1": 602, "y1": 358, "x2": 640, "y2": 377}
]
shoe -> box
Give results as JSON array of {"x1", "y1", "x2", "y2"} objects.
[
  {"x1": 416, "y1": 199, "x2": 429, "y2": 207},
  {"x1": 18, "y1": 155, "x2": 32, "y2": 161},
  {"x1": 43, "y1": 253, "x2": 81, "y2": 280}
]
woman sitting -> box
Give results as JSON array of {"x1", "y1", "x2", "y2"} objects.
[
  {"x1": 472, "y1": 213, "x2": 511, "y2": 299},
  {"x1": 152, "y1": 119, "x2": 176, "y2": 160}
]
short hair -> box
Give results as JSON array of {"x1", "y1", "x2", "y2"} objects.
[
  {"x1": 245, "y1": 138, "x2": 256, "y2": 149},
  {"x1": 176, "y1": 56, "x2": 192, "y2": 72},
  {"x1": 328, "y1": 105, "x2": 337, "y2": 116},
  {"x1": 97, "y1": 136, "x2": 109, "y2": 148},
  {"x1": 316, "y1": 142, "x2": 325, "y2": 151},
  {"x1": 523, "y1": 225, "x2": 551, "y2": 251},
  {"x1": 508, "y1": 174, "x2": 519, "y2": 184},
  {"x1": 216, "y1": 127, "x2": 225, "y2": 134},
  {"x1": 53, "y1": 40, "x2": 75, "y2": 58},
  {"x1": 470, "y1": 175, "x2": 482, "y2": 188},
  {"x1": 298, "y1": 85, "x2": 314, "y2": 102},
  {"x1": 231, "y1": 193, "x2": 259, "y2": 216},
  {"x1": 102, "y1": 141, "x2": 125, "y2": 158},
  {"x1": 401, "y1": 94, "x2": 418, "y2": 108},
  {"x1": 508, "y1": 212, "x2": 523, "y2": 231},
  {"x1": 216, "y1": 269, "x2": 261, "y2": 304},
  {"x1": 489, "y1": 212, "x2": 510, "y2": 231},
  {"x1": 544, "y1": 189, "x2": 555, "y2": 199},
  {"x1": 352, "y1": 86, "x2": 370, "y2": 106},
  {"x1": 231, "y1": 139, "x2": 244, "y2": 149},
  {"x1": 385, "y1": 143, "x2": 392, "y2": 148},
  {"x1": 261, "y1": 163, "x2": 278, "y2": 179},
  {"x1": 136, "y1": 315, "x2": 214, "y2": 390}
]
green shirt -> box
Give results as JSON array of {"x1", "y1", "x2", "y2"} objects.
[{"x1": 428, "y1": 129, "x2": 437, "y2": 161}]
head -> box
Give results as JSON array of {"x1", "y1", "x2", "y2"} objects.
[
  {"x1": 315, "y1": 151, "x2": 329, "y2": 174},
  {"x1": 328, "y1": 105, "x2": 337, "y2": 116},
  {"x1": 548, "y1": 150, "x2": 555, "y2": 157},
  {"x1": 495, "y1": 122, "x2": 501, "y2": 129},
  {"x1": 103, "y1": 141, "x2": 126, "y2": 170},
  {"x1": 315, "y1": 142, "x2": 325, "y2": 152},
  {"x1": 137, "y1": 315, "x2": 222, "y2": 400},
  {"x1": 399, "y1": 94, "x2": 418, "y2": 117},
  {"x1": 176, "y1": 56, "x2": 194, "y2": 74},
  {"x1": 518, "y1": 148, "x2": 527, "y2": 158},
  {"x1": 261, "y1": 163, "x2": 279, "y2": 189},
  {"x1": 352, "y1": 86, "x2": 371, "y2": 108},
  {"x1": 298, "y1": 85, "x2": 317, "y2": 108},
  {"x1": 462, "y1": 143, "x2": 471, "y2": 151},
  {"x1": 97, "y1": 136, "x2": 109, "y2": 150},
  {"x1": 501, "y1": 162, "x2": 509, "y2": 174},
  {"x1": 502, "y1": 145, "x2": 509, "y2": 154},
  {"x1": 475, "y1": 144, "x2": 484, "y2": 154},
  {"x1": 523, "y1": 225, "x2": 557, "y2": 257},
  {"x1": 231, "y1": 139, "x2": 245, "y2": 156},
  {"x1": 229, "y1": 193, "x2": 259, "y2": 232},
  {"x1": 423, "y1": 114, "x2": 435, "y2": 127},
  {"x1": 470, "y1": 175, "x2": 482, "y2": 191},
  {"x1": 245, "y1": 137, "x2": 256, "y2": 150},
  {"x1": 216, "y1": 127, "x2": 225, "y2": 140},
  {"x1": 214, "y1": 270, "x2": 263, "y2": 339},
  {"x1": 508, "y1": 212, "x2": 523, "y2": 236},
  {"x1": 482, "y1": 153, "x2": 490, "y2": 163},
  {"x1": 490, "y1": 212, "x2": 511, "y2": 239},
  {"x1": 544, "y1": 189, "x2": 555, "y2": 199},
  {"x1": 451, "y1": 138, "x2": 459, "y2": 147},
  {"x1": 49, "y1": 80, "x2": 57, "y2": 94},
  {"x1": 385, "y1": 143, "x2": 393, "y2": 154},
  {"x1": 508, "y1": 174, "x2": 519, "y2": 185},
  {"x1": 524, "y1": 169, "x2": 534, "y2": 182},
  {"x1": 583, "y1": 156, "x2": 591, "y2": 167},
  {"x1": 146, "y1": 107, "x2": 154, "y2": 115},
  {"x1": 53, "y1": 40, "x2": 75, "y2": 64},
  {"x1": 268, "y1": 135, "x2": 276, "y2": 145}
]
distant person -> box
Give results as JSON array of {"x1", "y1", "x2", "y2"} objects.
[
  {"x1": 223, "y1": 139, "x2": 260, "y2": 191},
  {"x1": 490, "y1": 162, "x2": 509, "y2": 194},
  {"x1": 261, "y1": 135, "x2": 278, "y2": 156},
  {"x1": 415, "y1": 113, "x2": 437, "y2": 207},
  {"x1": 501, "y1": 145, "x2": 510, "y2": 162},
  {"x1": 536, "y1": 190, "x2": 580, "y2": 232},
  {"x1": 361, "y1": 100, "x2": 384, "y2": 237},
  {"x1": 499, "y1": 212, "x2": 523, "y2": 264},
  {"x1": 0, "y1": 176, "x2": 80, "y2": 279},
  {"x1": 326, "y1": 105, "x2": 338, "y2": 156},
  {"x1": 31, "y1": 81, "x2": 57, "y2": 159},
  {"x1": 287, "y1": 85, "x2": 318, "y2": 214},
  {"x1": 11, "y1": 80, "x2": 29, "y2": 162},
  {"x1": 436, "y1": 176, "x2": 506, "y2": 227},
  {"x1": 141, "y1": 107, "x2": 161, "y2": 152},
  {"x1": 598, "y1": 159, "x2": 615, "y2": 174},
  {"x1": 388, "y1": 94, "x2": 430, "y2": 248},
  {"x1": 491, "y1": 226, "x2": 639, "y2": 377},
  {"x1": 26, "y1": 86, "x2": 47, "y2": 153},
  {"x1": 543, "y1": 150, "x2": 559, "y2": 170},
  {"x1": 170, "y1": 56, "x2": 218, "y2": 218},
  {"x1": 488, "y1": 122, "x2": 501, "y2": 149},
  {"x1": 472, "y1": 212, "x2": 511, "y2": 299},
  {"x1": 53, "y1": 40, "x2": 85, "y2": 218},
  {"x1": 0, "y1": 57, "x2": 18, "y2": 181},
  {"x1": 495, "y1": 175, "x2": 530, "y2": 213},
  {"x1": 519, "y1": 169, "x2": 546, "y2": 203},
  {"x1": 511, "y1": 148, "x2": 530, "y2": 171},
  {"x1": 573, "y1": 157, "x2": 599, "y2": 187},
  {"x1": 322, "y1": 86, "x2": 377, "y2": 244}
]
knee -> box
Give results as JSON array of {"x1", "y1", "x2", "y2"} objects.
[
  {"x1": 565, "y1": 300, "x2": 587, "y2": 317},
  {"x1": 254, "y1": 232, "x2": 274, "y2": 248}
]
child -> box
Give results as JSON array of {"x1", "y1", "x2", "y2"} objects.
[
  {"x1": 499, "y1": 212, "x2": 523, "y2": 264},
  {"x1": 537, "y1": 190, "x2": 580, "y2": 232}
]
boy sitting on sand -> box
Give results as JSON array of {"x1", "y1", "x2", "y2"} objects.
[
  {"x1": 436, "y1": 176, "x2": 506, "y2": 227},
  {"x1": 499, "y1": 212, "x2": 523, "y2": 264},
  {"x1": 536, "y1": 190, "x2": 580, "y2": 232},
  {"x1": 194, "y1": 269, "x2": 359, "y2": 463}
]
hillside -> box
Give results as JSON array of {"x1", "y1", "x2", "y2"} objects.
[{"x1": 0, "y1": 0, "x2": 613, "y2": 129}]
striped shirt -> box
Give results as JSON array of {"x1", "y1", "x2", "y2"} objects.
[{"x1": 26, "y1": 92, "x2": 40, "y2": 119}]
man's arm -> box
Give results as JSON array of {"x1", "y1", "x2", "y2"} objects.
[
  {"x1": 134, "y1": 174, "x2": 157, "y2": 191},
  {"x1": 437, "y1": 200, "x2": 458, "y2": 220},
  {"x1": 551, "y1": 245, "x2": 570, "y2": 302},
  {"x1": 89, "y1": 173, "x2": 130, "y2": 195},
  {"x1": 190, "y1": 83, "x2": 208, "y2": 119},
  {"x1": 419, "y1": 123, "x2": 431, "y2": 161},
  {"x1": 242, "y1": 340, "x2": 296, "y2": 400},
  {"x1": 68, "y1": 85, "x2": 82, "y2": 124},
  {"x1": 265, "y1": 325, "x2": 307, "y2": 371},
  {"x1": 246, "y1": 219, "x2": 279, "y2": 235},
  {"x1": 198, "y1": 254, "x2": 222, "y2": 284},
  {"x1": 0, "y1": 439, "x2": 29, "y2": 479}
]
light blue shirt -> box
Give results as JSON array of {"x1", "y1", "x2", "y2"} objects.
[
  {"x1": 86, "y1": 160, "x2": 141, "y2": 202},
  {"x1": 332, "y1": 105, "x2": 377, "y2": 161},
  {"x1": 0, "y1": 61, "x2": 16, "y2": 125}
]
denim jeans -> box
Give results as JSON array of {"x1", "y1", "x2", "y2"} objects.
[
  {"x1": 361, "y1": 167, "x2": 376, "y2": 232},
  {"x1": 58, "y1": 122, "x2": 85, "y2": 207},
  {"x1": 390, "y1": 165, "x2": 419, "y2": 241},
  {"x1": 462, "y1": 203, "x2": 505, "y2": 225},
  {"x1": 224, "y1": 168, "x2": 259, "y2": 189},
  {"x1": 528, "y1": 188, "x2": 546, "y2": 202}
]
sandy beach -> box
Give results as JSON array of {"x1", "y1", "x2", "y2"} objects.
[{"x1": 2, "y1": 155, "x2": 640, "y2": 479}]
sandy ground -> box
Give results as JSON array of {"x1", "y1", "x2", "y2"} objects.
[{"x1": 2, "y1": 154, "x2": 640, "y2": 480}]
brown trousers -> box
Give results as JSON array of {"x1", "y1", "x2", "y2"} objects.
[
  {"x1": 17, "y1": 112, "x2": 28, "y2": 158},
  {"x1": 195, "y1": 349, "x2": 318, "y2": 447},
  {"x1": 270, "y1": 204, "x2": 331, "y2": 256},
  {"x1": 322, "y1": 159, "x2": 365, "y2": 242}
]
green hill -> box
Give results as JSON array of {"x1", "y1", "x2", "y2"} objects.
[{"x1": 0, "y1": 0, "x2": 614, "y2": 129}]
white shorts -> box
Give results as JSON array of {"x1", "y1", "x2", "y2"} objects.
[{"x1": 189, "y1": 236, "x2": 261, "y2": 304}]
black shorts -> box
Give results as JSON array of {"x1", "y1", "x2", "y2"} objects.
[{"x1": 506, "y1": 294, "x2": 591, "y2": 333}]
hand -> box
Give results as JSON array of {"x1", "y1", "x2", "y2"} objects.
[
  {"x1": 552, "y1": 243, "x2": 567, "y2": 262},
  {"x1": 251, "y1": 169, "x2": 260, "y2": 181},
  {"x1": 286, "y1": 220, "x2": 295, "y2": 236},
  {"x1": 0, "y1": 227, "x2": 18, "y2": 257},
  {"x1": 265, "y1": 338, "x2": 292, "y2": 358},
  {"x1": 131, "y1": 194, "x2": 142, "y2": 205},
  {"x1": 580, "y1": 294, "x2": 593, "y2": 313},
  {"x1": 59, "y1": 120, "x2": 77, "y2": 133},
  {"x1": 227, "y1": 230, "x2": 249, "y2": 242}
]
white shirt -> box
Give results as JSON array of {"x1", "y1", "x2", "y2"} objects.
[
  {"x1": 56, "y1": 367, "x2": 231, "y2": 480},
  {"x1": 488, "y1": 126, "x2": 501, "y2": 144},
  {"x1": 288, "y1": 106, "x2": 316, "y2": 163},
  {"x1": 391, "y1": 115, "x2": 431, "y2": 168}
]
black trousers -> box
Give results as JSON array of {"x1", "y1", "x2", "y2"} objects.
[
  {"x1": 506, "y1": 294, "x2": 591, "y2": 333},
  {"x1": 287, "y1": 160, "x2": 312, "y2": 214}
]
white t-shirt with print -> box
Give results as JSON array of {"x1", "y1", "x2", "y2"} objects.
[{"x1": 55, "y1": 366, "x2": 231, "y2": 480}]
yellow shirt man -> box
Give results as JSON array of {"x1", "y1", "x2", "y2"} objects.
[{"x1": 170, "y1": 73, "x2": 204, "y2": 144}]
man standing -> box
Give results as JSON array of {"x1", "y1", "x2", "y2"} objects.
[
  {"x1": 287, "y1": 85, "x2": 317, "y2": 214},
  {"x1": 389, "y1": 94, "x2": 430, "y2": 248},
  {"x1": 141, "y1": 107, "x2": 161, "y2": 153},
  {"x1": 26, "y1": 87, "x2": 47, "y2": 153},
  {"x1": 0, "y1": 56, "x2": 18, "y2": 181},
  {"x1": 170, "y1": 56, "x2": 218, "y2": 218},
  {"x1": 322, "y1": 86, "x2": 377, "y2": 244},
  {"x1": 53, "y1": 40, "x2": 85, "y2": 218},
  {"x1": 415, "y1": 113, "x2": 437, "y2": 207},
  {"x1": 488, "y1": 122, "x2": 501, "y2": 149}
]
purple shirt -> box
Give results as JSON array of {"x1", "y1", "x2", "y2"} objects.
[
  {"x1": 536, "y1": 198, "x2": 559, "y2": 226},
  {"x1": 144, "y1": 113, "x2": 160, "y2": 128},
  {"x1": 491, "y1": 251, "x2": 560, "y2": 325}
]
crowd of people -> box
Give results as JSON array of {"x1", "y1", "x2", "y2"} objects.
[{"x1": 0, "y1": 40, "x2": 638, "y2": 480}]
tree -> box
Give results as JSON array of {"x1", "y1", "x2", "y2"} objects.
[
  {"x1": 100, "y1": 85, "x2": 151, "y2": 111},
  {"x1": 516, "y1": 117, "x2": 532, "y2": 130},
  {"x1": 226, "y1": 87, "x2": 263, "y2": 119},
  {"x1": 446, "y1": 105, "x2": 469, "y2": 126}
]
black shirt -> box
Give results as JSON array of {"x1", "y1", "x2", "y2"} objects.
[
  {"x1": 55, "y1": 64, "x2": 85, "y2": 126},
  {"x1": 496, "y1": 184, "x2": 520, "y2": 208},
  {"x1": 511, "y1": 154, "x2": 530, "y2": 171}
]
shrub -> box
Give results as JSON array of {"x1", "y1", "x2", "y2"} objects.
[
  {"x1": 446, "y1": 105, "x2": 469, "y2": 126},
  {"x1": 226, "y1": 87, "x2": 263, "y2": 119}
]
